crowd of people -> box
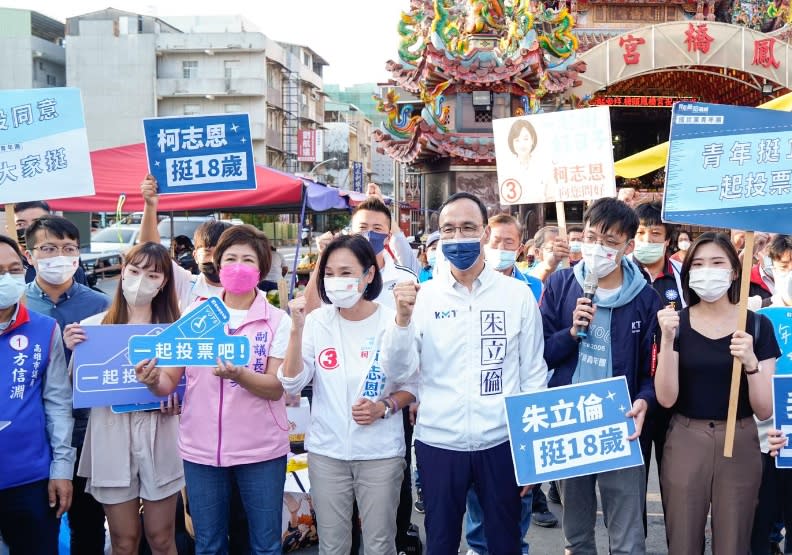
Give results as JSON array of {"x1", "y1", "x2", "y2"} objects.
[{"x1": 1, "y1": 184, "x2": 791, "y2": 555}]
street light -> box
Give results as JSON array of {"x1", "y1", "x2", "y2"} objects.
[{"x1": 309, "y1": 158, "x2": 337, "y2": 181}]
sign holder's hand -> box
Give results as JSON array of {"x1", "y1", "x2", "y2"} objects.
[
  {"x1": 135, "y1": 358, "x2": 161, "y2": 387},
  {"x1": 626, "y1": 398, "x2": 648, "y2": 440},
  {"x1": 63, "y1": 323, "x2": 86, "y2": 351},
  {"x1": 140, "y1": 174, "x2": 158, "y2": 207},
  {"x1": 214, "y1": 358, "x2": 244, "y2": 381}
]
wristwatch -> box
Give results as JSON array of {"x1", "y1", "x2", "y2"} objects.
[{"x1": 381, "y1": 401, "x2": 391, "y2": 419}]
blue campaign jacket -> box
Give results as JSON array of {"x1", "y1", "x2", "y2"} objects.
[
  {"x1": 0, "y1": 306, "x2": 58, "y2": 489},
  {"x1": 539, "y1": 261, "x2": 661, "y2": 407}
]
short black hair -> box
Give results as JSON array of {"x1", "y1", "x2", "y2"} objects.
[
  {"x1": 634, "y1": 200, "x2": 674, "y2": 240},
  {"x1": 584, "y1": 197, "x2": 639, "y2": 240},
  {"x1": 25, "y1": 215, "x2": 80, "y2": 249},
  {"x1": 194, "y1": 221, "x2": 232, "y2": 250},
  {"x1": 439, "y1": 192, "x2": 488, "y2": 225},
  {"x1": 768, "y1": 234, "x2": 792, "y2": 261},
  {"x1": 14, "y1": 200, "x2": 51, "y2": 214},
  {"x1": 174, "y1": 235, "x2": 193, "y2": 250},
  {"x1": 567, "y1": 224, "x2": 584, "y2": 235},
  {"x1": 352, "y1": 197, "x2": 392, "y2": 229},
  {"x1": 317, "y1": 234, "x2": 383, "y2": 304},
  {"x1": 0, "y1": 235, "x2": 24, "y2": 263},
  {"x1": 680, "y1": 232, "x2": 741, "y2": 306}
]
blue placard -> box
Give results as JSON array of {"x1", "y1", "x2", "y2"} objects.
[
  {"x1": 353, "y1": 161, "x2": 363, "y2": 192},
  {"x1": 663, "y1": 102, "x2": 792, "y2": 234},
  {"x1": 143, "y1": 113, "x2": 256, "y2": 195},
  {"x1": 504, "y1": 376, "x2": 643, "y2": 485},
  {"x1": 72, "y1": 325, "x2": 187, "y2": 409},
  {"x1": 773, "y1": 376, "x2": 792, "y2": 468},
  {"x1": 128, "y1": 297, "x2": 250, "y2": 367},
  {"x1": 0, "y1": 87, "x2": 94, "y2": 204},
  {"x1": 758, "y1": 307, "x2": 792, "y2": 374}
]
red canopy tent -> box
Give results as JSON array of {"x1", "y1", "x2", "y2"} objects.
[{"x1": 48, "y1": 143, "x2": 305, "y2": 213}]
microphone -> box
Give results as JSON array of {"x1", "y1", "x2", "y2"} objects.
[{"x1": 576, "y1": 270, "x2": 599, "y2": 339}]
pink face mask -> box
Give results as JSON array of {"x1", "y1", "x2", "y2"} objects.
[{"x1": 219, "y1": 263, "x2": 260, "y2": 294}]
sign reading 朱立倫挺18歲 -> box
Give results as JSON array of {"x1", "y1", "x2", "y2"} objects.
[
  {"x1": 143, "y1": 113, "x2": 257, "y2": 195},
  {"x1": 772, "y1": 375, "x2": 792, "y2": 468},
  {"x1": 663, "y1": 102, "x2": 792, "y2": 234},
  {"x1": 72, "y1": 324, "x2": 186, "y2": 409},
  {"x1": 504, "y1": 376, "x2": 643, "y2": 485},
  {"x1": 493, "y1": 106, "x2": 616, "y2": 205},
  {"x1": 0, "y1": 87, "x2": 94, "y2": 204}
]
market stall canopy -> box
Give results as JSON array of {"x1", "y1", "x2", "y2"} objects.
[
  {"x1": 614, "y1": 91, "x2": 792, "y2": 179},
  {"x1": 48, "y1": 143, "x2": 346, "y2": 213}
]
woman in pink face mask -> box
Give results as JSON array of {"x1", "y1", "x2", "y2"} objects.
[
  {"x1": 143, "y1": 225, "x2": 292, "y2": 554},
  {"x1": 65, "y1": 242, "x2": 183, "y2": 555}
]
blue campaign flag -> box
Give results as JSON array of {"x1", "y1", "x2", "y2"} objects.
[
  {"x1": 759, "y1": 307, "x2": 792, "y2": 374},
  {"x1": 663, "y1": 102, "x2": 792, "y2": 234},
  {"x1": 504, "y1": 376, "x2": 643, "y2": 485},
  {"x1": 128, "y1": 297, "x2": 250, "y2": 367},
  {"x1": 72, "y1": 324, "x2": 186, "y2": 409},
  {"x1": 143, "y1": 113, "x2": 256, "y2": 195},
  {"x1": 773, "y1": 376, "x2": 792, "y2": 468}
]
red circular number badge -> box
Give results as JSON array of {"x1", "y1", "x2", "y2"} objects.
[
  {"x1": 500, "y1": 178, "x2": 522, "y2": 203},
  {"x1": 317, "y1": 348, "x2": 339, "y2": 370}
]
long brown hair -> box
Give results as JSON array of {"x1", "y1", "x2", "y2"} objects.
[{"x1": 103, "y1": 242, "x2": 180, "y2": 325}]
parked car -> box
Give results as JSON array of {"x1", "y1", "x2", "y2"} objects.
[
  {"x1": 89, "y1": 225, "x2": 140, "y2": 252},
  {"x1": 158, "y1": 216, "x2": 242, "y2": 248}
]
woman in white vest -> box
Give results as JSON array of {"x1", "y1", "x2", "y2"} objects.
[{"x1": 280, "y1": 234, "x2": 417, "y2": 555}]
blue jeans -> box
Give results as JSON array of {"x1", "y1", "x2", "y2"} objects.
[
  {"x1": 466, "y1": 487, "x2": 532, "y2": 555},
  {"x1": 184, "y1": 457, "x2": 286, "y2": 555},
  {"x1": 0, "y1": 479, "x2": 59, "y2": 555}
]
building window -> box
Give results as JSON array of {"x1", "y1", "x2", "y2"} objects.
[
  {"x1": 224, "y1": 60, "x2": 240, "y2": 80},
  {"x1": 303, "y1": 51, "x2": 311, "y2": 67},
  {"x1": 184, "y1": 104, "x2": 200, "y2": 115},
  {"x1": 46, "y1": 75, "x2": 56, "y2": 86},
  {"x1": 225, "y1": 104, "x2": 242, "y2": 113},
  {"x1": 182, "y1": 61, "x2": 198, "y2": 79}
]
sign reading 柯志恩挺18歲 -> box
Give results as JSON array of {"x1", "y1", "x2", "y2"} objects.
[
  {"x1": 72, "y1": 324, "x2": 186, "y2": 409},
  {"x1": 0, "y1": 88, "x2": 94, "y2": 204},
  {"x1": 664, "y1": 102, "x2": 792, "y2": 234},
  {"x1": 504, "y1": 376, "x2": 643, "y2": 485},
  {"x1": 493, "y1": 106, "x2": 616, "y2": 205},
  {"x1": 143, "y1": 113, "x2": 256, "y2": 195}
]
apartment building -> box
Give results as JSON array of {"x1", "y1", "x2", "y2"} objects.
[{"x1": 0, "y1": 8, "x2": 65, "y2": 90}]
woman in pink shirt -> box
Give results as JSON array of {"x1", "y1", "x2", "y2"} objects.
[{"x1": 140, "y1": 225, "x2": 291, "y2": 555}]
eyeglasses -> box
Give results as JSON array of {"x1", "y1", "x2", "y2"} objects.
[
  {"x1": 582, "y1": 233, "x2": 626, "y2": 250},
  {"x1": 439, "y1": 224, "x2": 482, "y2": 239},
  {"x1": 31, "y1": 244, "x2": 80, "y2": 257}
]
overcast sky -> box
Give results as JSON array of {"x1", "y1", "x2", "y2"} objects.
[{"x1": 6, "y1": 0, "x2": 407, "y2": 86}]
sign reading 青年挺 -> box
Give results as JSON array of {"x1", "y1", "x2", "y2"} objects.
[
  {"x1": 72, "y1": 324, "x2": 186, "y2": 409},
  {"x1": 143, "y1": 113, "x2": 256, "y2": 195},
  {"x1": 504, "y1": 376, "x2": 643, "y2": 485},
  {"x1": 493, "y1": 106, "x2": 616, "y2": 205},
  {"x1": 0, "y1": 87, "x2": 94, "y2": 204},
  {"x1": 664, "y1": 102, "x2": 792, "y2": 234},
  {"x1": 127, "y1": 297, "x2": 250, "y2": 367}
]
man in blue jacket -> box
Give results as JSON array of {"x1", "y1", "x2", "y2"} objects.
[{"x1": 540, "y1": 197, "x2": 660, "y2": 555}]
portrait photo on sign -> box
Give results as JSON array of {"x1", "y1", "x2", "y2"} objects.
[{"x1": 492, "y1": 106, "x2": 616, "y2": 205}]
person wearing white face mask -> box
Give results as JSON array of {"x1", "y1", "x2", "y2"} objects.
[
  {"x1": 539, "y1": 197, "x2": 661, "y2": 554},
  {"x1": 484, "y1": 214, "x2": 542, "y2": 303},
  {"x1": 66, "y1": 242, "x2": 184, "y2": 555},
  {"x1": 655, "y1": 232, "x2": 780, "y2": 554},
  {"x1": 279, "y1": 234, "x2": 417, "y2": 555},
  {"x1": 0, "y1": 235, "x2": 74, "y2": 555},
  {"x1": 24, "y1": 216, "x2": 110, "y2": 555}
]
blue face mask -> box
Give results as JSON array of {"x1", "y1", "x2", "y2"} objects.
[
  {"x1": 364, "y1": 231, "x2": 388, "y2": 254},
  {"x1": 427, "y1": 251, "x2": 437, "y2": 267},
  {"x1": 442, "y1": 238, "x2": 481, "y2": 271}
]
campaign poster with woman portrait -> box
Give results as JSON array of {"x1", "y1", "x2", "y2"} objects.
[{"x1": 493, "y1": 106, "x2": 617, "y2": 205}]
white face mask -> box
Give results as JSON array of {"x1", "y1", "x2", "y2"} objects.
[
  {"x1": 581, "y1": 243, "x2": 622, "y2": 278},
  {"x1": 569, "y1": 241, "x2": 583, "y2": 254},
  {"x1": 484, "y1": 246, "x2": 517, "y2": 272},
  {"x1": 632, "y1": 241, "x2": 665, "y2": 265},
  {"x1": 677, "y1": 240, "x2": 691, "y2": 252},
  {"x1": 36, "y1": 255, "x2": 79, "y2": 285},
  {"x1": 324, "y1": 275, "x2": 366, "y2": 309},
  {"x1": 689, "y1": 267, "x2": 733, "y2": 303},
  {"x1": 775, "y1": 270, "x2": 792, "y2": 305},
  {"x1": 122, "y1": 273, "x2": 162, "y2": 307},
  {"x1": 0, "y1": 273, "x2": 26, "y2": 309}
]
